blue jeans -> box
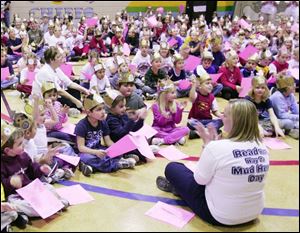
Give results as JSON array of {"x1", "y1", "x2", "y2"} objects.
[
  {"x1": 212, "y1": 83, "x2": 223, "y2": 96},
  {"x1": 79, "y1": 153, "x2": 120, "y2": 173},
  {"x1": 164, "y1": 162, "x2": 225, "y2": 226}
]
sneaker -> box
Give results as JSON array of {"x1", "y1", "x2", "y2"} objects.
[
  {"x1": 152, "y1": 138, "x2": 164, "y2": 146},
  {"x1": 150, "y1": 145, "x2": 160, "y2": 154},
  {"x1": 62, "y1": 167, "x2": 74, "y2": 179},
  {"x1": 13, "y1": 213, "x2": 29, "y2": 229},
  {"x1": 156, "y1": 176, "x2": 179, "y2": 196},
  {"x1": 51, "y1": 168, "x2": 65, "y2": 183},
  {"x1": 189, "y1": 130, "x2": 200, "y2": 139},
  {"x1": 288, "y1": 129, "x2": 299, "y2": 140},
  {"x1": 81, "y1": 164, "x2": 93, "y2": 177},
  {"x1": 68, "y1": 108, "x2": 81, "y2": 118},
  {"x1": 123, "y1": 154, "x2": 140, "y2": 163},
  {"x1": 178, "y1": 137, "x2": 186, "y2": 145},
  {"x1": 60, "y1": 198, "x2": 70, "y2": 211},
  {"x1": 118, "y1": 158, "x2": 136, "y2": 169}
]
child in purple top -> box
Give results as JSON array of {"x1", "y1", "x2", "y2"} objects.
[{"x1": 151, "y1": 80, "x2": 189, "y2": 145}]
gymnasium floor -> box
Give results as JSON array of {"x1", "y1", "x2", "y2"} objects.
[{"x1": 1, "y1": 62, "x2": 299, "y2": 232}]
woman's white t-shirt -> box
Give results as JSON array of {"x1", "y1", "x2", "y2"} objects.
[{"x1": 194, "y1": 139, "x2": 269, "y2": 225}]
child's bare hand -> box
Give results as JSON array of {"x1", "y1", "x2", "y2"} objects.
[
  {"x1": 40, "y1": 164, "x2": 52, "y2": 175},
  {"x1": 137, "y1": 108, "x2": 148, "y2": 120},
  {"x1": 236, "y1": 85, "x2": 242, "y2": 93},
  {"x1": 178, "y1": 100, "x2": 188, "y2": 110},
  {"x1": 44, "y1": 98, "x2": 53, "y2": 108},
  {"x1": 96, "y1": 150, "x2": 106, "y2": 158},
  {"x1": 10, "y1": 175, "x2": 22, "y2": 189},
  {"x1": 61, "y1": 104, "x2": 70, "y2": 114},
  {"x1": 1, "y1": 202, "x2": 16, "y2": 212}
]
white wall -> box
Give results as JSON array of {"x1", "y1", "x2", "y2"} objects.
[{"x1": 10, "y1": 1, "x2": 130, "y2": 20}]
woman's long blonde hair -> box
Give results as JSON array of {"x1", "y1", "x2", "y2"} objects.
[{"x1": 227, "y1": 99, "x2": 262, "y2": 143}]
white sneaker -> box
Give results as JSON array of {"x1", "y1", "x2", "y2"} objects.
[
  {"x1": 68, "y1": 108, "x2": 81, "y2": 118},
  {"x1": 118, "y1": 158, "x2": 136, "y2": 169},
  {"x1": 150, "y1": 145, "x2": 160, "y2": 153},
  {"x1": 289, "y1": 129, "x2": 299, "y2": 140},
  {"x1": 178, "y1": 137, "x2": 186, "y2": 145},
  {"x1": 152, "y1": 138, "x2": 164, "y2": 146}
]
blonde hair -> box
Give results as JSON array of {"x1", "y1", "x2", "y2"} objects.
[
  {"x1": 227, "y1": 99, "x2": 262, "y2": 143},
  {"x1": 248, "y1": 76, "x2": 270, "y2": 101},
  {"x1": 157, "y1": 87, "x2": 177, "y2": 117}
]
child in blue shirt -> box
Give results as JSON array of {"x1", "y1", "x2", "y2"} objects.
[
  {"x1": 104, "y1": 89, "x2": 148, "y2": 163},
  {"x1": 75, "y1": 93, "x2": 137, "y2": 176}
]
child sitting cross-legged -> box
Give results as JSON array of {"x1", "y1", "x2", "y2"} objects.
[
  {"x1": 151, "y1": 79, "x2": 190, "y2": 145},
  {"x1": 187, "y1": 67, "x2": 223, "y2": 139},
  {"x1": 1, "y1": 121, "x2": 69, "y2": 223},
  {"x1": 75, "y1": 93, "x2": 137, "y2": 177},
  {"x1": 105, "y1": 89, "x2": 147, "y2": 163}
]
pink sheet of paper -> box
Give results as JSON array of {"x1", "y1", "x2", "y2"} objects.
[
  {"x1": 55, "y1": 154, "x2": 80, "y2": 166},
  {"x1": 179, "y1": 4, "x2": 185, "y2": 14},
  {"x1": 184, "y1": 161, "x2": 197, "y2": 173},
  {"x1": 263, "y1": 138, "x2": 292, "y2": 150},
  {"x1": 291, "y1": 23, "x2": 299, "y2": 33},
  {"x1": 59, "y1": 122, "x2": 76, "y2": 136},
  {"x1": 60, "y1": 63, "x2": 73, "y2": 78},
  {"x1": 1, "y1": 67, "x2": 10, "y2": 81},
  {"x1": 123, "y1": 43, "x2": 131, "y2": 56},
  {"x1": 239, "y1": 19, "x2": 251, "y2": 29},
  {"x1": 156, "y1": 7, "x2": 164, "y2": 14},
  {"x1": 267, "y1": 75, "x2": 276, "y2": 84},
  {"x1": 82, "y1": 72, "x2": 93, "y2": 81},
  {"x1": 106, "y1": 135, "x2": 137, "y2": 158},
  {"x1": 56, "y1": 184, "x2": 94, "y2": 205},
  {"x1": 132, "y1": 135, "x2": 156, "y2": 160},
  {"x1": 128, "y1": 64, "x2": 137, "y2": 74},
  {"x1": 145, "y1": 201, "x2": 195, "y2": 228},
  {"x1": 184, "y1": 55, "x2": 201, "y2": 72},
  {"x1": 147, "y1": 15, "x2": 158, "y2": 28},
  {"x1": 168, "y1": 38, "x2": 178, "y2": 47},
  {"x1": 239, "y1": 45, "x2": 258, "y2": 62},
  {"x1": 158, "y1": 145, "x2": 189, "y2": 161},
  {"x1": 85, "y1": 18, "x2": 98, "y2": 27},
  {"x1": 130, "y1": 124, "x2": 158, "y2": 139},
  {"x1": 238, "y1": 78, "x2": 253, "y2": 98},
  {"x1": 25, "y1": 71, "x2": 36, "y2": 85},
  {"x1": 209, "y1": 73, "x2": 223, "y2": 83},
  {"x1": 223, "y1": 41, "x2": 231, "y2": 51},
  {"x1": 178, "y1": 79, "x2": 192, "y2": 90},
  {"x1": 16, "y1": 179, "x2": 64, "y2": 219},
  {"x1": 290, "y1": 68, "x2": 299, "y2": 80}
]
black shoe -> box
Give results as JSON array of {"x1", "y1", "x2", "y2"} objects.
[
  {"x1": 13, "y1": 214, "x2": 28, "y2": 229},
  {"x1": 156, "y1": 176, "x2": 179, "y2": 196},
  {"x1": 189, "y1": 130, "x2": 200, "y2": 139}
]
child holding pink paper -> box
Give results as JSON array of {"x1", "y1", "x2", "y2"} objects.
[
  {"x1": 16, "y1": 53, "x2": 39, "y2": 98},
  {"x1": 245, "y1": 76, "x2": 285, "y2": 138},
  {"x1": 188, "y1": 68, "x2": 223, "y2": 139},
  {"x1": 105, "y1": 90, "x2": 147, "y2": 163},
  {"x1": 1, "y1": 48, "x2": 18, "y2": 88},
  {"x1": 218, "y1": 50, "x2": 242, "y2": 100},
  {"x1": 75, "y1": 93, "x2": 136, "y2": 176},
  {"x1": 80, "y1": 50, "x2": 99, "y2": 89},
  {"x1": 168, "y1": 53, "x2": 191, "y2": 98},
  {"x1": 151, "y1": 79, "x2": 189, "y2": 145},
  {"x1": 1, "y1": 121, "x2": 69, "y2": 220}
]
